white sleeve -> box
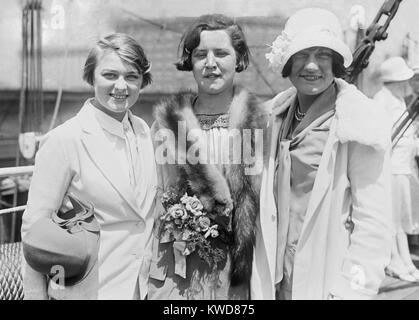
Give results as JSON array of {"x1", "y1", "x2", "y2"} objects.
[{"x1": 330, "y1": 142, "x2": 392, "y2": 299}]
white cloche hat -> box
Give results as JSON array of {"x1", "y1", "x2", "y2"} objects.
[
  {"x1": 266, "y1": 8, "x2": 353, "y2": 73},
  {"x1": 379, "y1": 57, "x2": 414, "y2": 82}
]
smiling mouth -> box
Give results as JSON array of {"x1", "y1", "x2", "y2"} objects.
[
  {"x1": 204, "y1": 74, "x2": 221, "y2": 79},
  {"x1": 300, "y1": 75, "x2": 322, "y2": 81},
  {"x1": 110, "y1": 93, "x2": 129, "y2": 100}
]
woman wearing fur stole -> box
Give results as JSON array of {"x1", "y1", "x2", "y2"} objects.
[
  {"x1": 147, "y1": 14, "x2": 271, "y2": 299},
  {"x1": 253, "y1": 8, "x2": 393, "y2": 300}
]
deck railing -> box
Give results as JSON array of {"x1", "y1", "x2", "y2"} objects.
[
  {"x1": 0, "y1": 166, "x2": 33, "y2": 216},
  {"x1": 0, "y1": 166, "x2": 34, "y2": 178}
]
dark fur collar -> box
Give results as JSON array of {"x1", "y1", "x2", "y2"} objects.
[{"x1": 153, "y1": 86, "x2": 268, "y2": 286}]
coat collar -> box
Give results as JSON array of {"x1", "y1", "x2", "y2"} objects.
[
  {"x1": 334, "y1": 78, "x2": 391, "y2": 151},
  {"x1": 79, "y1": 99, "x2": 147, "y2": 136},
  {"x1": 76, "y1": 100, "x2": 140, "y2": 215}
]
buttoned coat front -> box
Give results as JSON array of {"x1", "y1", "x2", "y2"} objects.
[
  {"x1": 251, "y1": 79, "x2": 393, "y2": 300},
  {"x1": 21, "y1": 100, "x2": 157, "y2": 300}
]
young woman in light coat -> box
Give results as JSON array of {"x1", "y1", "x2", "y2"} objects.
[
  {"x1": 251, "y1": 8, "x2": 393, "y2": 300},
  {"x1": 21, "y1": 34, "x2": 157, "y2": 299}
]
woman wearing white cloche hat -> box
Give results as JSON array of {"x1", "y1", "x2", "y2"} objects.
[
  {"x1": 374, "y1": 57, "x2": 419, "y2": 282},
  {"x1": 252, "y1": 8, "x2": 393, "y2": 300}
]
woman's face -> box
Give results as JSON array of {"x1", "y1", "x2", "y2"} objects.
[
  {"x1": 409, "y1": 74, "x2": 419, "y2": 95},
  {"x1": 288, "y1": 46, "x2": 335, "y2": 96},
  {"x1": 191, "y1": 30, "x2": 237, "y2": 95},
  {"x1": 93, "y1": 50, "x2": 143, "y2": 120}
]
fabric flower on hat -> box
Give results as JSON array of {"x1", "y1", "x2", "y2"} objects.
[{"x1": 265, "y1": 31, "x2": 291, "y2": 72}]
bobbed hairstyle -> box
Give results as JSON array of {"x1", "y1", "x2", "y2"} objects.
[
  {"x1": 83, "y1": 33, "x2": 152, "y2": 89},
  {"x1": 175, "y1": 14, "x2": 250, "y2": 73},
  {"x1": 281, "y1": 49, "x2": 346, "y2": 79}
]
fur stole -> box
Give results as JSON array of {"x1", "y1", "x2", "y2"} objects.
[{"x1": 153, "y1": 86, "x2": 269, "y2": 285}]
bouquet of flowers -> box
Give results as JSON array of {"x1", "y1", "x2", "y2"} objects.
[{"x1": 159, "y1": 188, "x2": 227, "y2": 269}]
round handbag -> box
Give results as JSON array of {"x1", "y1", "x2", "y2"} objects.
[{"x1": 22, "y1": 194, "x2": 100, "y2": 286}]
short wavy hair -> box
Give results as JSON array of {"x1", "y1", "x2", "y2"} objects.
[
  {"x1": 83, "y1": 33, "x2": 152, "y2": 89},
  {"x1": 282, "y1": 49, "x2": 346, "y2": 79},
  {"x1": 175, "y1": 14, "x2": 250, "y2": 73}
]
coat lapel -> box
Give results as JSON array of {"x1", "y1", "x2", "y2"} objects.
[
  {"x1": 261, "y1": 94, "x2": 295, "y2": 282},
  {"x1": 298, "y1": 119, "x2": 338, "y2": 246},
  {"x1": 130, "y1": 115, "x2": 158, "y2": 219},
  {"x1": 262, "y1": 114, "x2": 283, "y2": 281},
  {"x1": 76, "y1": 102, "x2": 140, "y2": 214}
]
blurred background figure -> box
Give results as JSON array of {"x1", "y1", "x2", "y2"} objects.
[
  {"x1": 405, "y1": 65, "x2": 419, "y2": 262},
  {"x1": 374, "y1": 56, "x2": 419, "y2": 282},
  {"x1": 405, "y1": 65, "x2": 419, "y2": 168},
  {"x1": 405, "y1": 65, "x2": 419, "y2": 106}
]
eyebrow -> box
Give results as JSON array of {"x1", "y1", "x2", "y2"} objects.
[
  {"x1": 194, "y1": 47, "x2": 231, "y2": 52},
  {"x1": 101, "y1": 69, "x2": 140, "y2": 74}
]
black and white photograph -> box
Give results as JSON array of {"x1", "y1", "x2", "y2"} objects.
[{"x1": 1, "y1": 0, "x2": 419, "y2": 306}]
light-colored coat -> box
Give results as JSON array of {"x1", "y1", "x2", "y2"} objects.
[
  {"x1": 374, "y1": 87, "x2": 416, "y2": 174},
  {"x1": 21, "y1": 101, "x2": 157, "y2": 300},
  {"x1": 251, "y1": 79, "x2": 393, "y2": 300}
]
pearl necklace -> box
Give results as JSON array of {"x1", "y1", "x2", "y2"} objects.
[{"x1": 294, "y1": 104, "x2": 306, "y2": 122}]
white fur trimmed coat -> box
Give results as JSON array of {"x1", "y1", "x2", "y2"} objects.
[
  {"x1": 252, "y1": 79, "x2": 393, "y2": 300},
  {"x1": 148, "y1": 87, "x2": 269, "y2": 296}
]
